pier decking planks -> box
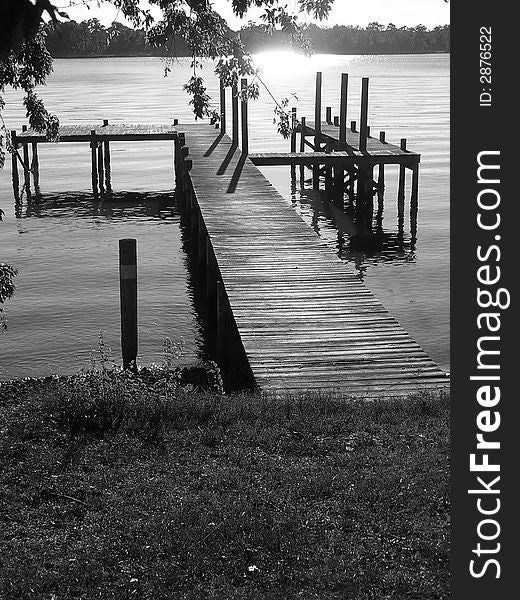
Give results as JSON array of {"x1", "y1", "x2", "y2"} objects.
[
  {"x1": 178, "y1": 123, "x2": 448, "y2": 397},
  {"x1": 15, "y1": 124, "x2": 177, "y2": 143}
]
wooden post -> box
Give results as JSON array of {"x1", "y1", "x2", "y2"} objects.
[
  {"x1": 90, "y1": 129, "x2": 98, "y2": 196},
  {"x1": 216, "y1": 280, "x2": 225, "y2": 364},
  {"x1": 231, "y1": 80, "x2": 239, "y2": 148},
  {"x1": 31, "y1": 142, "x2": 40, "y2": 195},
  {"x1": 326, "y1": 106, "x2": 332, "y2": 124},
  {"x1": 359, "y1": 77, "x2": 369, "y2": 153},
  {"x1": 102, "y1": 119, "x2": 112, "y2": 192},
  {"x1": 290, "y1": 107, "x2": 297, "y2": 153},
  {"x1": 173, "y1": 118, "x2": 179, "y2": 126},
  {"x1": 351, "y1": 121, "x2": 357, "y2": 132},
  {"x1": 299, "y1": 116, "x2": 306, "y2": 152},
  {"x1": 339, "y1": 73, "x2": 348, "y2": 144},
  {"x1": 314, "y1": 72, "x2": 323, "y2": 136},
  {"x1": 97, "y1": 139, "x2": 104, "y2": 193},
  {"x1": 241, "y1": 78, "x2": 249, "y2": 155},
  {"x1": 10, "y1": 130, "x2": 19, "y2": 199},
  {"x1": 398, "y1": 139, "x2": 407, "y2": 222},
  {"x1": 21, "y1": 125, "x2": 31, "y2": 196},
  {"x1": 379, "y1": 131, "x2": 386, "y2": 143},
  {"x1": 220, "y1": 79, "x2": 226, "y2": 134},
  {"x1": 325, "y1": 139, "x2": 333, "y2": 193},
  {"x1": 119, "y1": 238, "x2": 138, "y2": 371},
  {"x1": 334, "y1": 116, "x2": 339, "y2": 127},
  {"x1": 410, "y1": 163, "x2": 419, "y2": 238}
]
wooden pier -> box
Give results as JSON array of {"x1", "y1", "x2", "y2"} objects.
[{"x1": 9, "y1": 72, "x2": 449, "y2": 396}]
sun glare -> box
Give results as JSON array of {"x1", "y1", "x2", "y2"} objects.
[{"x1": 253, "y1": 50, "x2": 345, "y2": 79}]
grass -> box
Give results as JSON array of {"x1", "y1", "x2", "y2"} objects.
[{"x1": 0, "y1": 371, "x2": 449, "y2": 599}]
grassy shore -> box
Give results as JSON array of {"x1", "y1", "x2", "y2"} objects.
[{"x1": 0, "y1": 370, "x2": 449, "y2": 599}]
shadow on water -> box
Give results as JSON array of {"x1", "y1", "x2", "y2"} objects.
[
  {"x1": 14, "y1": 190, "x2": 176, "y2": 220},
  {"x1": 287, "y1": 166, "x2": 417, "y2": 281},
  {"x1": 174, "y1": 185, "x2": 257, "y2": 393}
]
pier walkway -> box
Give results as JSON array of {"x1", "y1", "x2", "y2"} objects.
[{"x1": 177, "y1": 123, "x2": 448, "y2": 397}]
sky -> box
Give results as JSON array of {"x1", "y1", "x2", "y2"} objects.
[{"x1": 61, "y1": 0, "x2": 450, "y2": 29}]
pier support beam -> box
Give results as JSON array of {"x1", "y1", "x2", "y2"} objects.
[
  {"x1": 21, "y1": 125, "x2": 31, "y2": 198},
  {"x1": 31, "y1": 142, "x2": 40, "y2": 196},
  {"x1": 103, "y1": 119, "x2": 112, "y2": 192},
  {"x1": 10, "y1": 130, "x2": 19, "y2": 200},
  {"x1": 90, "y1": 129, "x2": 98, "y2": 197}
]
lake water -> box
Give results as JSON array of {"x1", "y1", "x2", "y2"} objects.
[{"x1": 0, "y1": 53, "x2": 449, "y2": 379}]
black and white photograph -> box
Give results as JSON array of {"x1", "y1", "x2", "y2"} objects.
[{"x1": 0, "y1": 1, "x2": 505, "y2": 598}]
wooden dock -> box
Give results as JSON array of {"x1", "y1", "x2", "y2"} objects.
[
  {"x1": 176, "y1": 122, "x2": 448, "y2": 397},
  {"x1": 9, "y1": 71, "x2": 449, "y2": 396}
]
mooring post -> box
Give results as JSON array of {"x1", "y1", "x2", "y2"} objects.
[
  {"x1": 21, "y1": 125, "x2": 31, "y2": 197},
  {"x1": 410, "y1": 162, "x2": 419, "y2": 226},
  {"x1": 232, "y1": 80, "x2": 239, "y2": 148},
  {"x1": 326, "y1": 106, "x2": 332, "y2": 124},
  {"x1": 220, "y1": 79, "x2": 227, "y2": 134},
  {"x1": 241, "y1": 78, "x2": 249, "y2": 155},
  {"x1": 334, "y1": 116, "x2": 339, "y2": 127},
  {"x1": 339, "y1": 73, "x2": 348, "y2": 144},
  {"x1": 102, "y1": 119, "x2": 112, "y2": 192},
  {"x1": 10, "y1": 130, "x2": 19, "y2": 199},
  {"x1": 119, "y1": 238, "x2": 138, "y2": 371},
  {"x1": 90, "y1": 129, "x2": 98, "y2": 197},
  {"x1": 351, "y1": 121, "x2": 357, "y2": 132},
  {"x1": 359, "y1": 77, "x2": 369, "y2": 153}
]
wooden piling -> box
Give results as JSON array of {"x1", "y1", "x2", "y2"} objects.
[
  {"x1": 97, "y1": 140, "x2": 104, "y2": 193},
  {"x1": 339, "y1": 73, "x2": 348, "y2": 143},
  {"x1": 314, "y1": 72, "x2": 322, "y2": 136},
  {"x1": 119, "y1": 238, "x2": 138, "y2": 371},
  {"x1": 10, "y1": 130, "x2": 19, "y2": 199},
  {"x1": 351, "y1": 121, "x2": 357, "y2": 132},
  {"x1": 326, "y1": 106, "x2": 332, "y2": 124},
  {"x1": 21, "y1": 125, "x2": 31, "y2": 196},
  {"x1": 220, "y1": 79, "x2": 226, "y2": 134},
  {"x1": 103, "y1": 119, "x2": 112, "y2": 192},
  {"x1": 31, "y1": 142, "x2": 40, "y2": 195},
  {"x1": 90, "y1": 129, "x2": 98, "y2": 196},
  {"x1": 397, "y1": 139, "x2": 407, "y2": 220},
  {"x1": 379, "y1": 131, "x2": 386, "y2": 143},
  {"x1": 410, "y1": 163, "x2": 419, "y2": 238},
  {"x1": 359, "y1": 77, "x2": 369, "y2": 153},
  {"x1": 290, "y1": 107, "x2": 297, "y2": 153},
  {"x1": 299, "y1": 117, "x2": 306, "y2": 152},
  {"x1": 232, "y1": 80, "x2": 239, "y2": 148},
  {"x1": 334, "y1": 116, "x2": 339, "y2": 127},
  {"x1": 241, "y1": 78, "x2": 249, "y2": 155}
]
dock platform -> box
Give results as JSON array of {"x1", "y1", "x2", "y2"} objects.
[{"x1": 176, "y1": 123, "x2": 448, "y2": 397}]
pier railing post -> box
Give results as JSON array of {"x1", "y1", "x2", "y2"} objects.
[
  {"x1": 220, "y1": 79, "x2": 227, "y2": 134},
  {"x1": 232, "y1": 80, "x2": 239, "y2": 148},
  {"x1": 119, "y1": 238, "x2": 138, "y2": 371},
  {"x1": 359, "y1": 77, "x2": 369, "y2": 153},
  {"x1": 241, "y1": 78, "x2": 249, "y2": 155},
  {"x1": 339, "y1": 73, "x2": 348, "y2": 144},
  {"x1": 102, "y1": 119, "x2": 112, "y2": 192},
  {"x1": 90, "y1": 129, "x2": 98, "y2": 196}
]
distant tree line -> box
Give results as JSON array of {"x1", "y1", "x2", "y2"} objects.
[{"x1": 45, "y1": 19, "x2": 449, "y2": 58}]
